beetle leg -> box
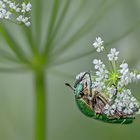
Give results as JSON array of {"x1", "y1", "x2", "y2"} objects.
[
  {"x1": 86, "y1": 71, "x2": 93, "y2": 97},
  {"x1": 98, "y1": 94, "x2": 109, "y2": 105},
  {"x1": 75, "y1": 71, "x2": 93, "y2": 97},
  {"x1": 90, "y1": 91, "x2": 109, "y2": 113},
  {"x1": 110, "y1": 84, "x2": 118, "y2": 105},
  {"x1": 74, "y1": 72, "x2": 90, "y2": 87},
  {"x1": 93, "y1": 90, "x2": 108, "y2": 105},
  {"x1": 92, "y1": 96, "x2": 103, "y2": 114}
]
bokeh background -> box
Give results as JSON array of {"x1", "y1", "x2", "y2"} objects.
[{"x1": 0, "y1": 0, "x2": 140, "y2": 140}]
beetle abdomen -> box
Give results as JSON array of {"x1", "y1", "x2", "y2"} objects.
[
  {"x1": 76, "y1": 98, "x2": 95, "y2": 117},
  {"x1": 94, "y1": 113, "x2": 134, "y2": 124},
  {"x1": 76, "y1": 98, "x2": 134, "y2": 124}
]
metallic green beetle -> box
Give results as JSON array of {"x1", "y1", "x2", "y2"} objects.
[{"x1": 65, "y1": 72, "x2": 135, "y2": 124}]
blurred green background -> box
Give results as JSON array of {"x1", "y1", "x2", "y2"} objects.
[{"x1": 0, "y1": 0, "x2": 140, "y2": 140}]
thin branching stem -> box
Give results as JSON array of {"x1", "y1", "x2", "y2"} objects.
[
  {"x1": 43, "y1": 0, "x2": 59, "y2": 57},
  {"x1": 105, "y1": 20, "x2": 140, "y2": 46},
  {"x1": 0, "y1": 48, "x2": 20, "y2": 63},
  {"x1": 23, "y1": 27, "x2": 39, "y2": 55},
  {"x1": 33, "y1": 0, "x2": 43, "y2": 47},
  {"x1": 49, "y1": 18, "x2": 140, "y2": 67},
  {"x1": 51, "y1": 0, "x2": 86, "y2": 51},
  {"x1": 0, "y1": 25, "x2": 30, "y2": 64},
  {"x1": 43, "y1": 0, "x2": 71, "y2": 55},
  {"x1": 51, "y1": 0, "x2": 118, "y2": 59}
]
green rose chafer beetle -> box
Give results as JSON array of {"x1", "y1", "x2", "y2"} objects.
[{"x1": 65, "y1": 72, "x2": 136, "y2": 124}]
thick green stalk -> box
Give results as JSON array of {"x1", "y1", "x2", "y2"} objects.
[{"x1": 34, "y1": 70, "x2": 47, "y2": 140}]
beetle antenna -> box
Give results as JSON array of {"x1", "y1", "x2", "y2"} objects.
[{"x1": 65, "y1": 83, "x2": 74, "y2": 91}]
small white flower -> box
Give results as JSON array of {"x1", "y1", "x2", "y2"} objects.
[
  {"x1": 0, "y1": 12, "x2": 4, "y2": 18},
  {"x1": 16, "y1": 15, "x2": 23, "y2": 21},
  {"x1": 107, "y1": 87, "x2": 116, "y2": 95},
  {"x1": 104, "y1": 104, "x2": 110, "y2": 110},
  {"x1": 134, "y1": 102, "x2": 140, "y2": 108},
  {"x1": 129, "y1": 102, "x2": 134, "y2": 109},
  {"x1": 126, "y1": 89, "x2": 131, "y2": 95},
  {"x1": 16, "y1": 15, "x2": 31, "y2": 26},
  {"x1": 118, "y1": 63, "x2": 136, "y2": 86},
  {"x1": 3, "y1": 0, "x2": 7, "y2": 2},
  {"x1": 110, "y1": 109, "x2": 115, "y2": 115},
  {"x1": 117, "y1": 106, "x2": 122, "y2": 111},
  {"x1": 130, "y1": 72, "x2": 137, "y2": 81},
  {"x1": 9, "y1": 2, "x2": 17, "y2": 10},
  {"x1": 96, "y1": 69, "x2": 108, "y2": 79},
  {"x1": 131, "y1": 97, "x2": 136, "y2": 102},
  {"x1": 111, "y1": 104, "x2": 116, "y2": 109},
  {"x1": 76, "y1": 72, "x2": 86, "y2": 80},
  {"x1": 93, "y1": 81, "x2": 106, "y2": 90},
  {"x1": 117, "y1": 102, "x2": 124, "y2": 111},
  {"x1": 21, "y1": 2, "x2": 26, "y2": 12},
  {"x1": 25, "y1": 21, "x2": 31, "y2": 27},
  {"x1": 93, "y1": 59, "x2": 99, "y2": 65},
  {"x1": 0, "y1": 1, "x2": 5, "y2": 9},
  {"x1": 120, "y1": 63, "x2": 128, "y2": 69},
  {"x1": 137, "y1": 74, "x2": 140, "y2": 80},
  {"x1": 21, "y1": 2, "x2": 32, "y2": 13},
  {"x1": 16, "y1": 7, "x2": 21, "y2": 12},
  {"x1": 22, "y1": 16, "x2": 29, "y2": 23},
  {"x1": 0, "y1": 1, "x2": 32, "y2": 27},
  {"x1": 76, "y1": 72, "x2": 91, "y2": 86},
  {"x1": 92, "y1": 59, "x2": 105, "y2": 70},
  {"x1": 107, "y1": 48, "x2": 119, "y2": 61},
  {"x1": 4, "y1": 11, "x2": 12, "y2": 19},
  {"x1": 104, "y1": 104, "x2": 111, "y2": 115},
  {"x1": 93, "y1": 59, "x2": 108, "y2": 90},
  {"x1": 93, "y1": 37, "x2": 104, "y2": 52},
  {"x1": 123, "y1": 108, "x2": 133, "y2": 115},
  {"x1": 26, "y1": 3, "x2": 32, "y2": 12}
]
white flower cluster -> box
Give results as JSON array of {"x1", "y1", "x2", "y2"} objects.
[
  {"x1": 107, "y1": 48, "x2": 119, "y2": 61},
  {"x1": 107, "y1": 86, "x2": 117, "y2": 101},
  {"x1": 93, "y1": 37, "x2": 104, "y2": 52},
  {"x1": 92, "y1": 59, "x2": 108, "y2": 90},
  {"x1": 0, "y1": 0, "x2": 31, "y2": 26},
  {"x1": 76, "y1": 72, "x2": 91, "y2": 85},
  {"x1": 104, "y1": 89, "x2": 140, "y2": 116},
  {"x1": 91, "y1": 37, "x2": 140, "y2": 117},
  {"x1": 76, "y1": 72, "x2": 86, "y2": 80},
  {"x1": 75, "y1": 37, "x2": 140, "y2": 117},
  {"x1": 118, "y1": 63, "x2": 140, "y2": 87}
]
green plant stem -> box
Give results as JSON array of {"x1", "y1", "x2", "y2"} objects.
[{"x1": 34, "y1": 70, "x2": 46, "y2": 140}]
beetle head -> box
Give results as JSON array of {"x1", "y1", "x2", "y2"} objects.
[
  {"x1": 65, "y1": 72, "x2": 91, "y2": 98},
  {"x1": 65, "y1": 82, "x2": 84, "y2": 98}
]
